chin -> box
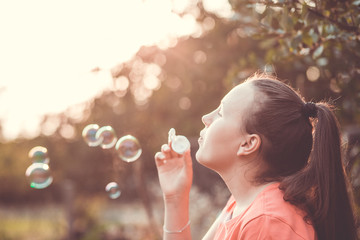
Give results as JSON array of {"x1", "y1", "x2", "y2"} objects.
[
  {"x1": 195, "y1": 149, "x2": 206, "y2": 165},
  {"x1": 195, "y1": 150, "x2": 202, "y2": 164},
  {"x1": 195, "y1": 149, "x2": 213, "y2": 169}
]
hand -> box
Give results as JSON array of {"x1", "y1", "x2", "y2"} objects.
[{"x1": 154, "y1": 142, "x2": 193, "y2": 200}]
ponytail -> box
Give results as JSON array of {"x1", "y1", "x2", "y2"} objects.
[
  {"x1": 245, "y1": 75, "x2": 357, "y2": 240},
  {"x1": 280, "y1": 103, "x2": 357, "y2": 240}
]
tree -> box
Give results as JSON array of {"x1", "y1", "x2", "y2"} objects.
[{"x1": 227, "y1": 0, "x2": 360, "y2": 123}]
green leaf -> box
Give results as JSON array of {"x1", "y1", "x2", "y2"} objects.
[
  {"x1": 302, "y1": 32, "x2": 313, "y2": 46},
  {"x1": 304, "y1": 10, "x2": 319, "y2": 26},
  {"x1": 280, "y1": 8, "x2": 295, "y2": 32},
  {"x1": 291, "y1": 34, "x2": 303, "y2": 49},
  {"x1": 323, "y1": 10, "x2": 331, "y2": 17},
  {"x1": 265, "y1": 48, "x2": 276, "y2": 63},
  {"x1": 312, "y1": 44, "x2": 324, "y2": 59},
  {"x1": 301, "y1": 4, "x2": 308, "y2": 19},
  {"x1": 310, "y1": 31, "x2": 319, "y2": 43}
]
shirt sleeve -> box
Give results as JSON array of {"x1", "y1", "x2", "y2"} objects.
[{"x1": 238, "y1": 215, "x2": 307, "y2": 240}]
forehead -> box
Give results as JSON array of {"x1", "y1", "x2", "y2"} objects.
[{"x1": 222, "y1": 82, "x2": 255, "y2": 109}]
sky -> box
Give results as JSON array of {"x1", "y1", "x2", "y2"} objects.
[{"x1": 0, "y1": 0, "x2": 233, "y2": 141}]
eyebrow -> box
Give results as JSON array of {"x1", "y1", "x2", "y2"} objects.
[{"x1": 219, "y1": 102, "x2": 224, "y2": 112}]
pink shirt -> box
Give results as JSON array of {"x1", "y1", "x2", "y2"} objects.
[{"x1": 214, "y1": 183, "x2": 316, "y2": 240}]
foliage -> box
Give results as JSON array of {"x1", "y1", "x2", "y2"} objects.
[{"x1": 227, "y1": 0, "x2": 360, "y2": 124}]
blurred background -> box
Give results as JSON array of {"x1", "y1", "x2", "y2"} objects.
[{"x1": 0, "y1": 0, "x2": 359, "y2": 239}]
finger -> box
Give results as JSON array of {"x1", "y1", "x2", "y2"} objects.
[
  {"x1": 161, "y1": 144, "x2": 171, "y2": 153},
  {"x1": 184, "y1": 149, "x2": 192, "y2": 168},
  {"x1": 154, "y1": 152, "x2": 167, "y2": 167},
  {"x1": 161, "y1": 144, "x2": 173, "y2": 159}
]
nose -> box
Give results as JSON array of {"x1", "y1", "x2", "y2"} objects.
[{"x1": 202, "y1": 112, "x2": 212, "y2": 127}]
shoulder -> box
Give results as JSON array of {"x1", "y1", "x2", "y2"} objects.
[
  {"x1": 240, "y1": 183, "x2": 315, "y2": 239},
  {"x1": 239, "y1": 214, "x2": 312, "y2": 240}
]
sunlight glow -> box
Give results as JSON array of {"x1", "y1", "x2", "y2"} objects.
[{"x1": 0, "y1": 0, "x2": 231, "y2": 140}]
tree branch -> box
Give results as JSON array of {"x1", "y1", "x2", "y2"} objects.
[{"x1": 306, "y1": 7, "x2": 359, "y2": 34}]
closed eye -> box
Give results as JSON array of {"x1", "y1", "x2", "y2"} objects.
[{"x1": 217, "y1": 106, "x2": 223, "y2": 117}]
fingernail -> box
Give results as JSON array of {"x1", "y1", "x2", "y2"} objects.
[
  {"x1": 162, "y1": 145, "x2": 170, "y2": 152},
  {"x1": 158, "y1": 152, "x2": 165, "y2": 160}
]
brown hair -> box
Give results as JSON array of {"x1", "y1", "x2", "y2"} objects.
[{"x1": 244, "y1": 73, "x2": 357, "y2": 240}]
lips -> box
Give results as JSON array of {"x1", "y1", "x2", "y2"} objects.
[
  {"x1": 198, "y1": 129, "x2": 205, "y2": 144},
  {"x1": 199, "y1": 129, "x2": 206, "y2": 139}
]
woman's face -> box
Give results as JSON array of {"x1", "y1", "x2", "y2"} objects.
[{"x1": 196, "y1": 82, "x2": 256, "y2": 172}]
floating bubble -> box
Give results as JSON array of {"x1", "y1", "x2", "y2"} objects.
[
  {"x1": 115, "y1": 135, "x2": 142, "y2": 162},
  {"x1": 168, "y1": 128, "x2": 190, "y2": 155},
  {"x1": 28, "y1": 146, "x2": 49, "y2": 164},
  {"x1": 105, "y1": 182, "x2": 121, "y2": 199},
  {"x1": 95, "y1": 126, "x2": 117, "y2": 149},
  {"x1": 25, "y1": 163, "x2": 53, "y2": 189},
  {"x1": 82, "y1": 124, "x2": 102, "y2": 147}
]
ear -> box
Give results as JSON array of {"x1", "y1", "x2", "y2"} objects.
[{"x1": 237, "y1": 134, "x2": 261, "y2": 156}]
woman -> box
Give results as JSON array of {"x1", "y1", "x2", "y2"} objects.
[{"x1": 154, "y1": 73, "x2": 357, "y2": 240}]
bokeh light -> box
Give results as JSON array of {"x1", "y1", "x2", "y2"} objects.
[
  {"x1": 306, "y1": 66, "x2": 320, "y2": 82},
  {"x1": 179, "y1": 97, "x2": 192, "y2": 110},
  {"x1": 193, "y1": 50, "x2": 207, "y2": 64}
]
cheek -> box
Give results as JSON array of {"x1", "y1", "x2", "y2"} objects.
[{"x1": 196, "y1": 123, "x2": 239, "y2": 169}]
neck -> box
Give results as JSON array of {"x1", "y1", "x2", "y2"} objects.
[{"x1": 218, "y1": 161, "x2": 275, "y2": 217}]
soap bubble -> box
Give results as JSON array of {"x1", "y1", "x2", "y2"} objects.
[
  {"x1": 115, "y1": 135, "x2": 142, "y2": 162},
  {"x1": 105, "y1": 182, "x2": 121, "y2": 199},
  {"x1": 96, "y1": 126, "x2": 117, "y2": 149},
  {"x1": 28, "y1": 146, "x2": 49, "y2": 164},
  {"x1": 172, "y1": 135, "x2": 191, "y2": 154},
  {"x1": 168, "y1": 128, "x2": 190, "y2": 154},
  {"x1": 25, "y1": 163, "x2": 53, "y2": 189},
  {"x1": 82, "y1": 124, "x2": 102, "y2": 147}
]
